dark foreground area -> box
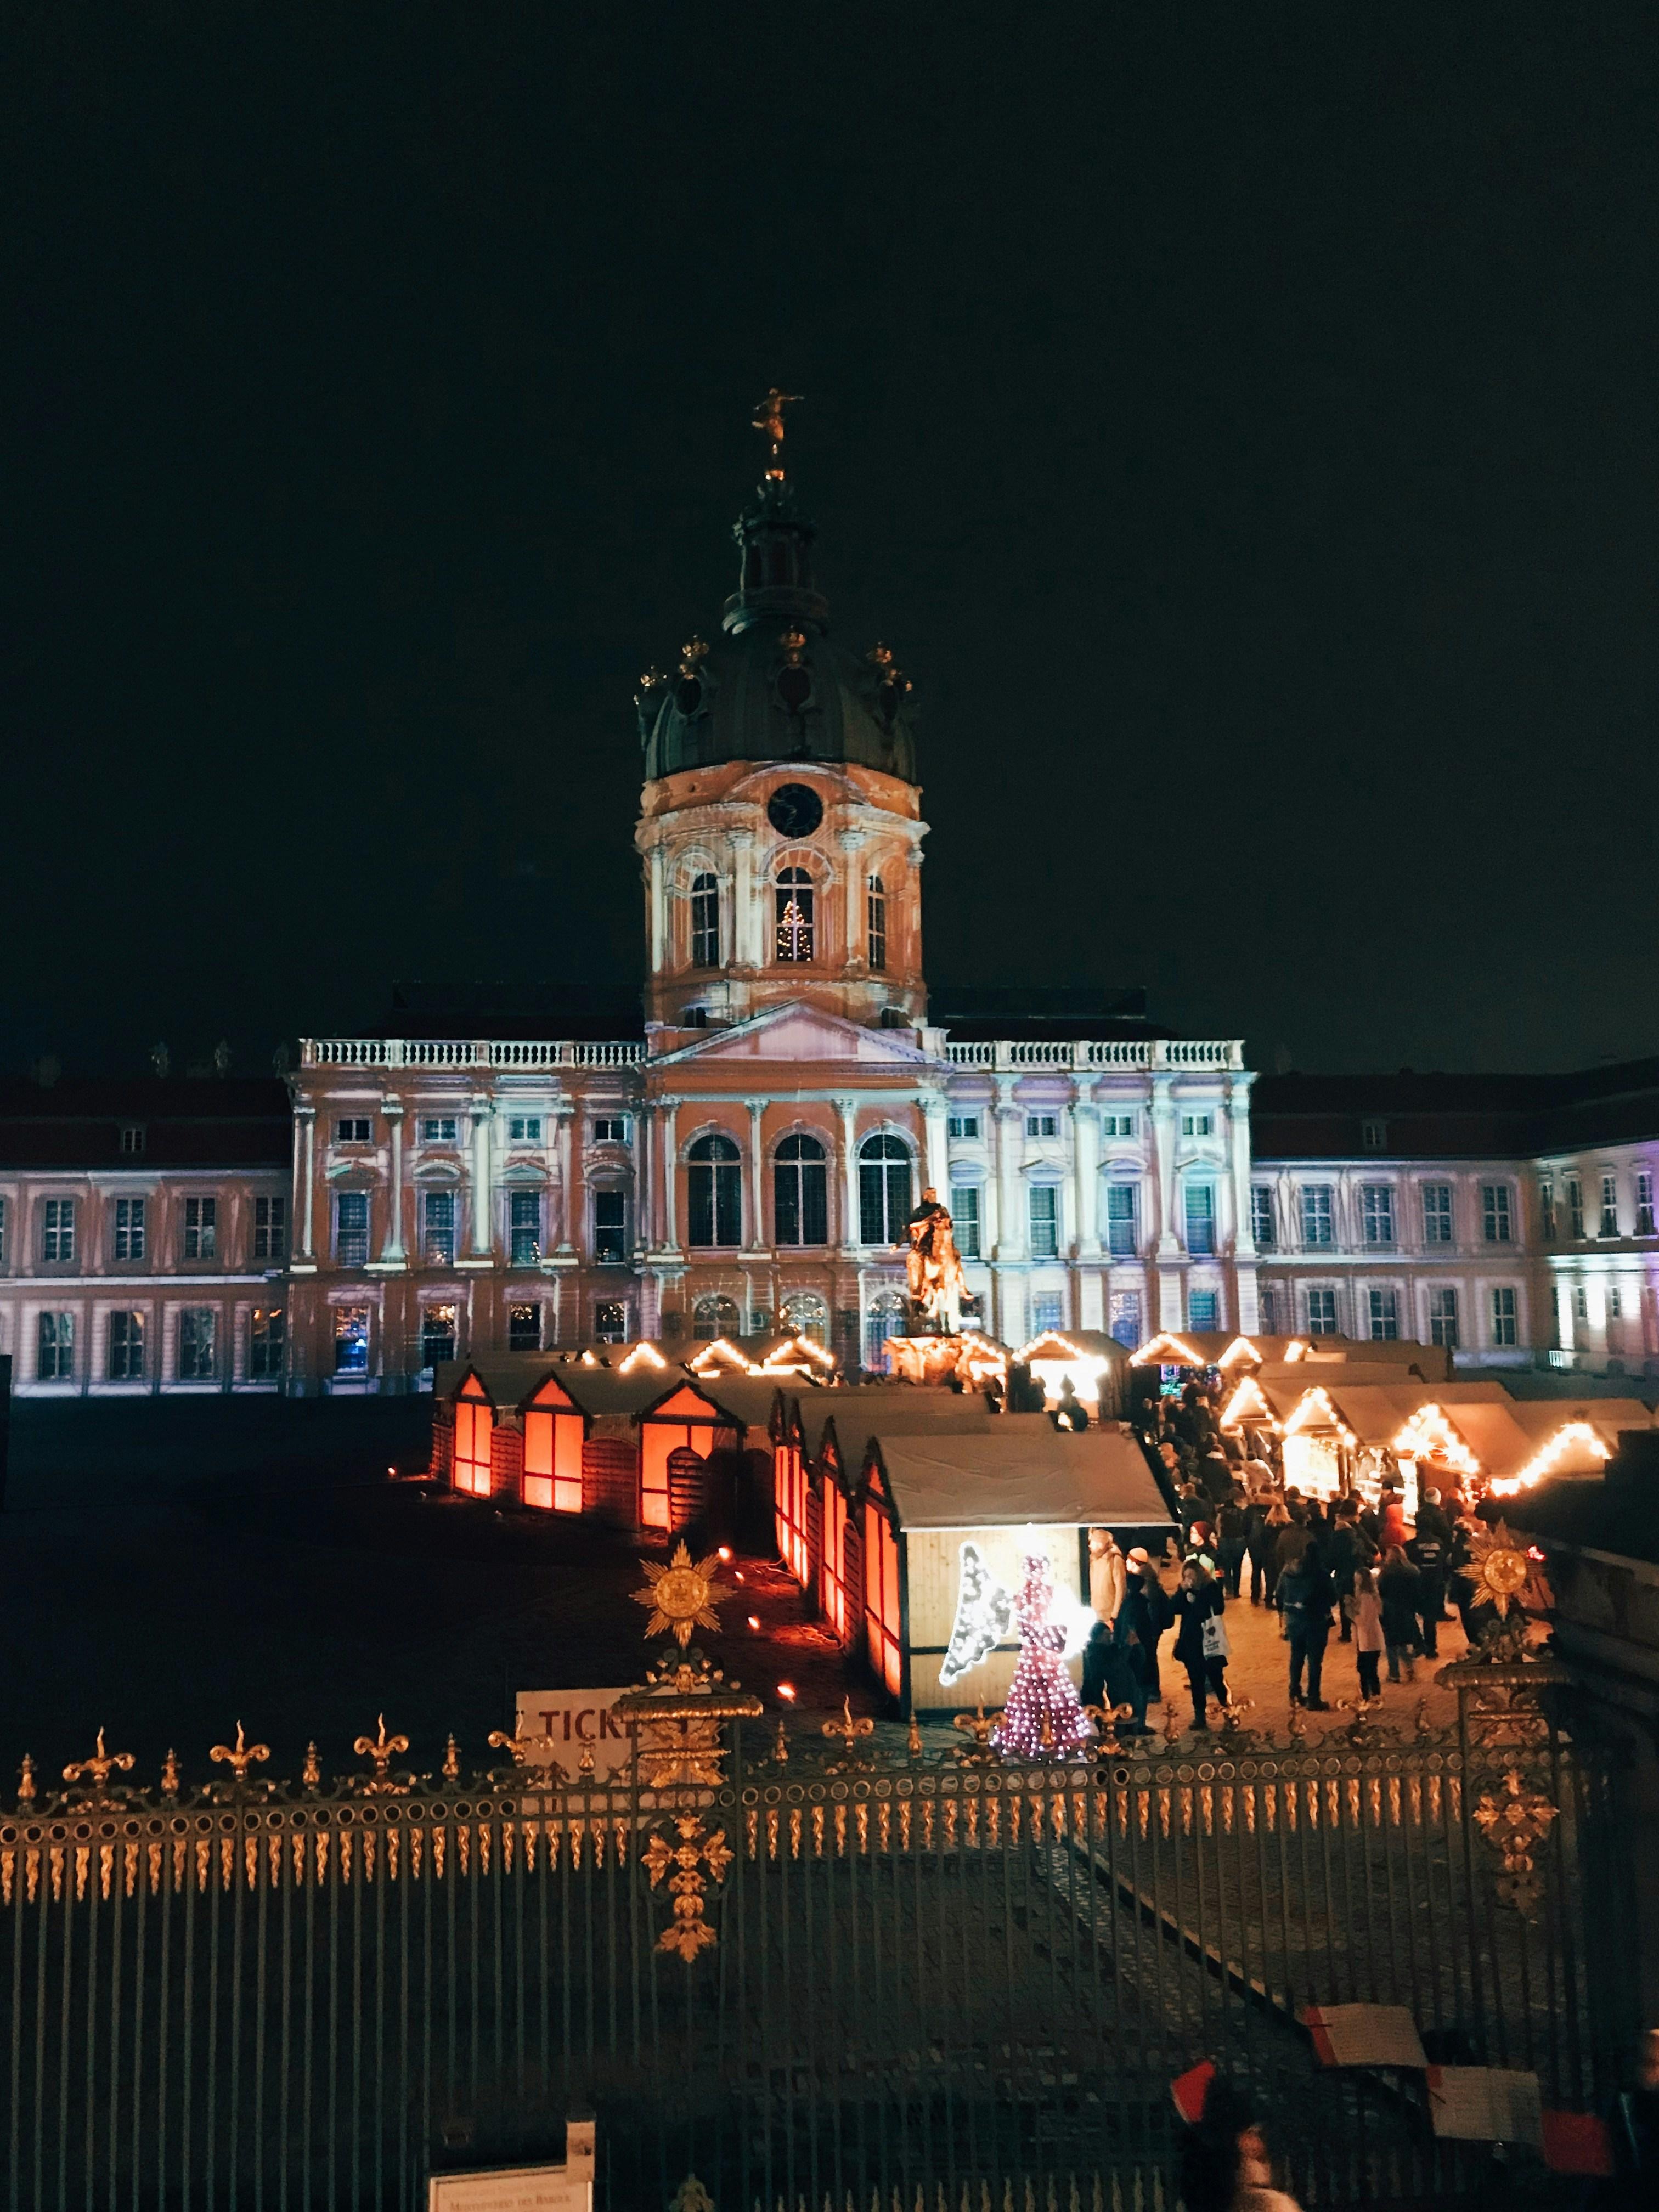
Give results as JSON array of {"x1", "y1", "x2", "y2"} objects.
[{"x1": 0, "y1": 1397, "x2": 862, "y2": 1786}]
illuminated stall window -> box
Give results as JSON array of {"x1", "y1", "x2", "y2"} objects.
[
  {"x1": 862, "y1": 1474, "x2": 902, "y2": 1699},
  {"x1": 453, "y1": 1380, "x2": 494, "y2": 1497},
  {"x1": 820, "y1": 1476, "x2": 851, "y2": 1641},
  {"x1": 638, "y1": 1384, "x2": 725, "y2": 1532},
  {"x1": 523, "y1": 1375, "x2": 584, "y2": 1512},
  {"x1": 774, "y1": 1442, "x2": 810, "y2": 1584}
]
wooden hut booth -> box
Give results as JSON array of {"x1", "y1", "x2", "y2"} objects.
[
  {"x1": 1013, "y1": 1330, "x2": 1130, "y2": 1417},
  {"x1": 855, "y1": 1423, "x2": 1173, "y2": 1714}
]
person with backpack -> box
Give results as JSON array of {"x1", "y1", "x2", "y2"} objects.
[
  {"x1": 1379, "y1": 1545, "x2": 1424, "y2": 1683},
  {"x1": 1279, "y1": 1542, "x2": 1334, "y2": 1709},
  {"x1": 1216, "y1": 1490, "x2": 1249, "y2": 1598},
  {"x1": 1406, "y1": 1519, "x2": 1449, "y2": 1660}
]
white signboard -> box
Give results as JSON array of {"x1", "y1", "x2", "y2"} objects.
[
  {"x1": 515, "y1": 1689, "x2": 638, "y2": 1778},
  {"x1": 428, "y1": 2163, "x2": 589, "y2": 2211}
]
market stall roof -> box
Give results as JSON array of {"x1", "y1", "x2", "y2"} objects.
[
  {"x1": 868, "y1": 1425, "x2": 1172, "y2": 1533},
  {"x1": 1282, "y1": 1382, "x2": 1422, "y2": 1447},
  {"x1": 1014, "y1": 1329, "x2": 1131, "y2": 1367},
  {"x1": 1502, "y1": 1397, "x2": 1655, "y2": 1449},
  {"x1": 799, "y1": 1388, "x2": 996, "y2": 1474},
  {"x1": 1135, "y1": 1330, "x2": 1449, "y2": 1380}
]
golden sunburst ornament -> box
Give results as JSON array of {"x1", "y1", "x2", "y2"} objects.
[
  {"x1": 1458, "y1": 1518, "x2": 1532, "y2": 1618},
  {"x1": 632, "y1": 1542, "x2": 735, "y2": 1648}
]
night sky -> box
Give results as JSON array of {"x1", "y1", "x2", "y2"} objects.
[{"x1": 10, "y1": 7, "x2": 1658, "y2": 1080}]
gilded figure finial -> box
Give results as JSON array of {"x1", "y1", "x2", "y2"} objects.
[{"x1": 752, "y1": 387, "x2": 803, "y2": 474}]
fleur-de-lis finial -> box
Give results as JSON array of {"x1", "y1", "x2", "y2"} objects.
[
  {"x1": 351, "y1": 1714, "x2": 411, "y2": 1795},
  {"x1": 210, "y1": 1721, "x2": 272, "y2": 1783},
  {"x1": 63, "y1": 1728, "x2": 136, "y2": 1802},
  {"x1": 821, "y1": 1696, "x2": 875, "y2": 1760},
  {"x1": 952, "y1": 1705, "x2": 1001, "y2": 1763},
  {"x1": 485, "y1": 1729, "x2": 534, "y2": 1768}
]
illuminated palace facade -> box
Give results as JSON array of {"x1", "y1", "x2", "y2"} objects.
[{"x1": 8, "y1": 448, "x2": 1659, "y2": 1393}]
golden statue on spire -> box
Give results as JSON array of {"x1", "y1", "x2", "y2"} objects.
[{"x1": 752, "y1": 386, "x2": 803, "y2": 472}]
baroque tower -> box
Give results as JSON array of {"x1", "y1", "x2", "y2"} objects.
[{"x1": 634, "y1": 409, "x2": 927, "y2": 1042}]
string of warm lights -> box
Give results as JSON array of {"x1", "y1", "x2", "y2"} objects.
[
  {"x1": 1390, "y1": 1403, "x2": 1483, "y2": 1482},
  {"x1": 1489, "y1": 1421, "x2": 1610, "y2": 1497}
]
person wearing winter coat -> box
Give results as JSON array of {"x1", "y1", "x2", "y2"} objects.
[
  {"x1": 1348, "y1": 1565, "x2": 1385, "y2": 1702},
  {"x1": 1278, "y1": 1547, "x2": 1334, "y2": 1709},
  {"x1": 1378, "y1": 1546, "x2": 1424, "y2": 1681},
  {"x1": 1216, "y1": 1494, "x2": 1249, "y2": 1596},
  {"x1": 1124, "y1": 1547, "x2": 1172, "y2": 1709},
  {"x1": 1171, "y1": 1560, "x2": 1229, "y2": 1729},
  {"x1": 1080, "y1": 1527, "x2": 1127, "y2": 1709},
  {"x1": 1406, "y1": 1523, "x2": 1449, "y2": 1659},
  {"x1": 1180, "y1": 2071, "x2": 1305, "y2": 2212},
  {"x1": 1325, "y1": 1504, "x2": 1366, "y2": 1643}
]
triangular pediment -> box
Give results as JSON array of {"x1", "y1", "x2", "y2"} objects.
[{"x1": 651, "y1": 1001, "x2": 934, "y2": 1068}]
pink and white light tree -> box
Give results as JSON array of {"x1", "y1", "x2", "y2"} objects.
[{"x1": 990, "y1": 1552, "x2": 1095, "y2": 1759}]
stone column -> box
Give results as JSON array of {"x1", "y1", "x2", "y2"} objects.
[
  {"x1": 1149, "y1": 1073, "x2": 1178, "y2": 1258},
  {"x1": 1071, "y1": 1082, "x2": 1099, "y2": 1256},
  {"x1": 746, "y1": 1099, "x2": 767, "y2": 1251},
  {"x1": 647, "y1": 840, "x2": 668, "y2": 975},
  {"x1": 838, "y1": 827, "x2": 867, "y2": 972},
  {"x1": 921, "y1": 1092, "x2": 949, "y2": 1198},
  {"x1": 1228, "y1": 1072, "x2": 1257, "y2": 1260},
  {"x1": 729, "y1": 830, "x2": 756, "y2": 970},
  {"x1": 296, "y1": 1107, "x2": 317, "y2": 1261},
  {"x1": 993, "y1": 1084, "x2": 1023, "y2": 1260},
  {"x1": 467, "y1": 1097, "x2": 494, "y2": 1257},
  {"x1": 837, "y1": 1097, "x2": 860, "y2": 1248},
  {"x1": 659, "y1": 1098, "x2": 680, "y2": 1250},
  {"x1": 380, "y1": 1099, "x2": 406, "y2": 1264},
  {"x1": 554, "y1": 1103, "x2": 577, "y2": 1254},
  {"x1": 633, "y1": 1103, "x2": 652, "y2": 1257}
]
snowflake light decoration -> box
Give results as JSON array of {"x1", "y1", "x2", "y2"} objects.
[{"x1": 631, "y1": 1542, "x2": 736, "y2": 1648}]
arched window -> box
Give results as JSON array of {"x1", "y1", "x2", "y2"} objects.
[
  {"x1": 690, "y1": 873, "x2": 719, "y2": 968},
  {"x1": 780, "y1": 1290, "x2": 828, "y2": 1344},
  {"x1": 858, "y1": 1134, "x2": 912, "y2": 1246},
  {"x1": 774, "y1": 1133, "x2": 828, "y2": 1246},
  {"x1": 686, "y1": 1133, "x2": 742, "y2": 1248},
  {"x1": 775, "y1": 867, "x2": 814, "y2": 962},
  {"x1": 863, "y1": 1288, "x2": 907, "y2": 1372},
  {"x1": 867, "y1": 874, "x2": 887, "y2": 972},
  {"x1": 693, "y1": 1294, "x2": 742, "y2": 1341}
]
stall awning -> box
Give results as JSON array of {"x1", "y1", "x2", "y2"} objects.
[{"x1": 869, "y1": 1426, "x2": 1172, "y2": 1533}]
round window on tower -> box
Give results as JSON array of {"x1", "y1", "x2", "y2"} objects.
[{"x1": 766, "y1": 783, "x2": 823, "y2": 839}]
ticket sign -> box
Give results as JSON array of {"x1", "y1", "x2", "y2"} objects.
[
  {"x1": 429, "y1": 2166, "x2": 589, "y2": 2211},
  {"x1": 515, "y1": 1689, "x2": 638, "y2": 1778}
]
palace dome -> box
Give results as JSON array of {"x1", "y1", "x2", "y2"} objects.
[{"x1": 637, "y1": 471, "x2": 918, "y2": 785}]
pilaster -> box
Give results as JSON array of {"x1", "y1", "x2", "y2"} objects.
[
  {"x1": 377, "y1": 1099, "x2": 407, "y2": 1267},
  {"x1": 1150, "y1": 1076, "x2": 1178, "y2": 1259}
]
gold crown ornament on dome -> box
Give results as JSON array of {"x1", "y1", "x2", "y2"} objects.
[{"x1": 631, "y1": 1542, "x2": 736, "y2": 1649}]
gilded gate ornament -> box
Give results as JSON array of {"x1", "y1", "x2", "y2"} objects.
[
  {"x1": 350, "y1": 1716, "x2": 413, "y2": 1795},
  {"x1": 631, "y1": 1542, "x2": 736, "y2": 1649},
  {"x1": 642, "y1": 1814, "x2": 733, "y2": 1961},
  {"x1": 1474, "y1": 1768, "x2": 1559, "y2": 1916}
]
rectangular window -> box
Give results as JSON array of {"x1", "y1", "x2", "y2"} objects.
[
  {"x1": 114, "y1": 1197, "x2": 146, "y2": 1262},
  {"x1": 1301, "y1": 1186, "x2": 1334, "y2": 1247},
  {"x1": 1638, "y1": 1171, "x2": 1655, "y2": 1237},
  {"x1": 1108, "y1": 1289, "x2": 1142, "y2": 1350},
  {"x1": 331, "y1": 1306, "x2": 368, "y2": 1374},
  {"x1": 1362, "y1": 1118, "x2": 1386, "y2": 1150},
  {"x1": 420, "y1": 1118, "x2": 459, "y2": 1144},
  {"x1": 36, "y1": 1311, "x2": 74, "y2": 1380},
  {"x1": 950, "y1": 1184, "x2": 980, "y2": 1259},
  {"x1": 335, "y1": 1118, "x2": 372, "y2": 1144},
  {"x1": 592, "y1": 1189, "x2": 627, "y2": 1263},
  {"x1": 1600, "y1": 1175, "x2": 1618, "y2": 1238},
  {"x1": 1491, "y1": 1286, "x2": 1518, "y2": 1346},
  {"x1": 509, "y1": 1189, "x2": 543, "y2": 1266},
  {"x1": 421, "y1": 1189, "x2": 454, "y2": 1266},
  {"x1": 1567, "y1": 1177, "x2": 1584, "y2": 1238},
  {"x1": 508, "y1": 1302, "x2": 541, "y2": 1352},
  {"x1": 1180, "y1": 1113, "x2": 1214, "y2": 1138},
  {"x1": 1429, "y1": 1287, "x2": 1460, "y2": 1348},
  {"x1": 249, "y1": 1307, "x2": 285, "y2": 1379},
  {"x1": 1189, "y1": 1289, "x2": 1219, "y2": 1330},
  {"x1": 1361, "y1": 1184, "x2": 1395, "y2": 1246},
  {"x1": 690, "y1": 874, "x2": 720, "y2": 968},
  {"x1": 593, "y1": 1117, "x2": 629, "y2": 1142},
  {"x1": 1025, "y1": 1114, "x2": 1058, "y2": 1139},
  {"x1": 253, "y1": 1195, "x2": 286, "y2": 1260},
  {"x1": 1609, "y1": 1285, "x2": 1623, "y2": 1321},
  {"x1": 1028, "y1": 1184, "x2": 1060, "y2": 1259},
  {"x1": 108, "y1": 1311, "x2": 145, "y2": 1380},
  {"x1": 1258, "y1": 1285, "x2": 1279, "y2": 1332},
  {"x1": 867, "y1": 874, "x2": 887, "y2": 972},
  {"x1": 1105, "y1": 1182, "x2": 1139, "y2": 1257},
  {"x1": 178, "y1": 1308, "x2": 217, "y2": 1380},
  {"x1": 1185, "y1": 1183, "x2": 1215, "y2": 1255},
  {"x1": 1031, "y1": 1291, "x2": 1063, "y2": 1333},
  {"x1": 335, "y1": 1190, "x2": 370, "y2": 1266},
  {"x1": 41, "y1": 1198, "x2": 76, "y2": 1263},
  {"x1": 1539, "y1": 1180, "x2": 1556, "y2": 1241},
  {"x1": 1482, "y1": 1184, "x2": 1513, "y2": 1244},
  {"x1": 1575, "y1": 1284, "x2": 1588, "y2": 1322},
  {"x1": 946, "y1": 1114, "x2": 980, "y2": 1140},
  {"x1": 420, "y1": 1303, "x2": 456, "y2": 1369},
  {"x1": 1422, "y1": 1183, "x2": 1453, "y2": 1245},
  {"x1": 1368, "y1": 1288, "x2": 1398, "y2": 1341},
  {"x1": 183, "y1": 1197, "x2": 217, "y2": 1260},
  {"x1": 1306, "y1": 1288, "x2": 1338, "y2": 1337},
  {"x1": 119, "y1": 1125, "x2": 145, "y2": 1155},
  {"x1": 508, "y1": 1116, "x2": 543, "y2": 1143},
  {"x1": 594, "y1": 1301, "x2": 627, "y2": 1344},
  {"x1": 1250, "y1": 1186, "x2": 1276, "y2": 1250},
  {"x1": 1101, "y1": 1112, "x2": 1138, "y2": 1139}
]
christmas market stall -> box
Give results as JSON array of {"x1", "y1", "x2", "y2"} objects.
[
  {"x1": 1012, "y1": 1329, "x2": 1130, "y2": 1416},
  {"x1": 854, "y1": 1423, "x2": 1173, "y2": 1714}
]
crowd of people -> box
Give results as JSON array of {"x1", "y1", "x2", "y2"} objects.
[{"x1": 1077, "y1": 1375, "x2": 1499, "y2": 1728}]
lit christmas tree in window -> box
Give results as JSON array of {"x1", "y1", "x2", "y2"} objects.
[{"x1": 991, "y1": 1552, "x2": 1095, "y2": 1759}]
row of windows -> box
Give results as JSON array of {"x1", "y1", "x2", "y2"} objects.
[
  {"x1": 3, "y1": 1195, "x2": 286, "y2": 1270},
  {"x1": 686, "y1": 873, "x2": 890, "y2": 973},
  {"x1": 942, "y1": 1110, "x2": 1193, "y2": 1143},
  {"x1": 1539, "y1": 1171, "x2": 1656, "y2": 1241},
  {"x1": 32, "y1": 1306, "x2": 286, "y2": 1383},
  {"x1": 334, "y1": 1115, "x2": 631, "y2": 1148},
  {"x1": 1250, "y1": 1181, "x2": 1513, "y2": 1251},
  {"x1": 1255, "y1": 1282, "x2": 1517, "y2": 1350}
]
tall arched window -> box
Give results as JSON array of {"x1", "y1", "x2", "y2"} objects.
[
  {"x1": 690, "y1": 873, "x2": 719, "y2": 968},
  {"x1": 867, "y1": 874, "x2": 887, "y2": 972},
  {"x1": 774, "y1": 1133, "x2": 828, "y2": 1246},
  {"x1": 780, "y1": 1290, "x2": 828, "y2": 1343},
  {"x1": 863, "y1": 1289, "x2": 907, "y2": 1372},
  {"x1": 692, "y1": 1294, "x2": 742, "y2": 1340},
  {"x1": 859, "y1": 1133, "x2": 912, "y2": 1246},
  {"x1": 686, "y1": 1133, "x2": 742, "y2": 1248},
  {"x1": 775, "y1": 868, "x2": 814, "y2": 962}
]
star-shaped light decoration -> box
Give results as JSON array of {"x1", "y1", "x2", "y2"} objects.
[
  {"x1": 1457, "y1": 1519, "x2": 1533, "y2": 1619},
  {"x1": 631, "y1": 1542, "x2": 736, "y2": 1649}
]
